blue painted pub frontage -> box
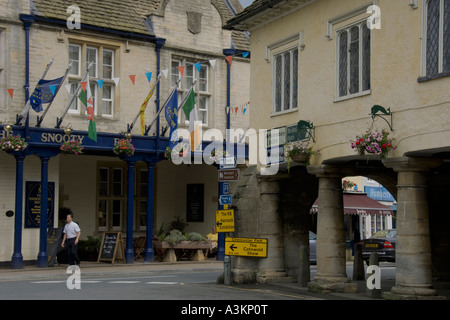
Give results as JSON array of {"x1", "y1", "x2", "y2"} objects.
[{"x1": 0, "y1": 1, "x2": 251, "y2": 269}]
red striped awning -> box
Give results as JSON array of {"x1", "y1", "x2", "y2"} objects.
[{"x1": 310, "y1": 192, "x2": 394, "y2": 216}]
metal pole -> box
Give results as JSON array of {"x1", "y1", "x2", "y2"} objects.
[
  {"x1": 36, "y1": 61, "x2": 73, "y2": 127},
  {"x1": 55, "y1": 62, "x2": 93, "y2": 128},
  {"x1": 11, "y1": 154, "x2": 25, "y2": 269},
  {"x1": 127, "y1": 74, "x2": 161, "y2": 133},
  {"x1": 17, "y1": 56, "x2": 55, "y2": 123},
  {"x1": 37, "y1": 156, "x2": 49, "y2": 268},
  {"x1": 125, "y1": 160, "x2": 135, "y2": 264},
  {"x1": 144, "y1": 161, "x2": 155, "y2": 263}
]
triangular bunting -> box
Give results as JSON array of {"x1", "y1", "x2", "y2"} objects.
[
  {"x1": 129, "y1": 75, "x2": 136, "y2": 85},
  {"x1": 112, "y1": 77, "x2": 120, "y2": 85},
  {"x1": 96, "y1": 79, "x2": 104, "y2": 90},
  {"x1": 178, "y1": 66, "x2": 185, "y2": 77},
  {"x1": 7, "y1": 89, "x2": 14, "y2": 99},
  {"x1": 65, "y1": 84, "x2": 71, "y2": 93},
  {"x1": 161, "y1": 69, "x2": 169, "y2": 78},
  {"x1": 80, "y1": 81, "x2": 87, "y2": 91},
  {"x1": 145, "y1": 72, "x2": 152, "y2": 83},
  {"x1": 194, "y1": 62, "x2": 201, "y2": 73},
  {"x1": 242, "y1": 51, "x2": 250, "y2": 58},
  {"x1": 49, "y1": 85, "x2": 57, "y2": 96},
  {"x1": 209, "y1": 60, "x2": 216, "y2": 69},
  {"x1": 225, "y1": 56, "x2": 233, "y2": 65}
]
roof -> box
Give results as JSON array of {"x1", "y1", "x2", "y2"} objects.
[
  {"x1": 224, "y1": 0, "x2": 312, "y2": 31},
  {"x1": 32, "y1": 0, "x2": 155, "y2": 36},
  {"x1": 310, "y1": 192, "x2": 394, "y2": 216}
]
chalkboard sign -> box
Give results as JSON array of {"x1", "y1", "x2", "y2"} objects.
[
  {"x1": 186, "y1": 184, "x2": 204, "y2": 222},
  {"x1": 97, "y1": 232, "x2": 124, "y2": 264},
  {"x1": 47, "y1": 227, "x2": 63, "y2": 267},
  {"x1": 24, "y1": 181, "x2": 55, "y2": 228}
]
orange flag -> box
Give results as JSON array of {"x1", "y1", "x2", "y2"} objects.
[{"x1": 7, "y1": 89, "x2": 14, "y2": 99}]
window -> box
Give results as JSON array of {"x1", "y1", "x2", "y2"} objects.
[
  {"x1": 68, "y1": 43, "x2": 116, "y2": 117},
  {"x1": 171, "y1": 58, "x2": 210, "y2": 126},
  {"x1": 98, "y1": 167, "x2": 124, "y2": 231},
  {"x1": 422, "y1": 0, "x2": 450, "y2": 78},
  {"x1": 97, "y1": 165, "x2": 151, "y2": 232},
  {"x1": 273, "y1": 48, "x2": 298, "y2": 113},
  {"x1": 336, "y1": 22, "x2": 371, "y2": 99}
]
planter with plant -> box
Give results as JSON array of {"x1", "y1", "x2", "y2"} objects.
[
  {"x1": 60, "y1": 139, "x2": 84, "y2": 155},
  {"x1": 113, "y1": 138, "x2": 135, "y2": 157},
  {"x1": 284, "y1": 140, "x2": 319, "y2": 172},
  {"x1": 0, "y1": 134, "x2": 28, "y2": 153},
  {"x1": 351, "y1": 129, "x2": 395, "y2": 159}
]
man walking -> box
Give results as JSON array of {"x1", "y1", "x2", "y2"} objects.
[{"x1": 61, "y1": 213, "x2": 81, "y2": 266}]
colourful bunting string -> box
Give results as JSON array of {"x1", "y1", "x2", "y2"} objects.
[
  {"x1": 129, "y1": 75, "x2": 136, "y2": 85},
  {"x1": 6, "y1": 51, "x2": 249, "y2": 102}
]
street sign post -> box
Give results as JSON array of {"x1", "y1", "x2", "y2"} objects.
[
  {"x1": 220, "y1": 157, "x2": 237, "y2": 169},
  {"x1": 216, "y1": 209, "x2": 235, "y2": 232},
  {"x1": 219, "y1": 195, "x2": 232, "y2": 205},
  {"x1": 218, "y1": 169, "x2": 240, "y2": 182},
  {"x1": 225, "y1": 237, "x2": 268, "y2": 258}
]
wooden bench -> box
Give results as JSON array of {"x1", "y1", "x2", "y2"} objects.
[{"x1": 153, "y1": 240, "x2": 212, "y2": 262}]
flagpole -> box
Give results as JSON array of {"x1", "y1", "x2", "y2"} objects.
[
  {"x1": 144, "y1": 77, "x2": 198, "y2": 135},
  {"x1": 36, "y1": 61, "x2": 73, "y2": 128},
  {"x1": 16, "y1": 56, "x2": 55, "y2": 125},
  {"x1": 127, "y1": 74, "x2": 162, "y2": 133},
  {"x1": 176, "y1": 77, "x2": 198, "y2": 113},
  {"x1": 55, "y1": 62, "x2": 93, "y2": 128},
  {"x1": 143, "y1": 74, "x2": 186, "y2": 136},
  {"x1": 144, "y1": 85, "x2": 177, "y2": 136}
]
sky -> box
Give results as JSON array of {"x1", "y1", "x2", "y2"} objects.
[{"x1": 239, "y1": 0, "x2": 253, "y2": 8}]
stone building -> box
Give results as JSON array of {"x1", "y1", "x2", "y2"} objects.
[
  {"x1": 0, "y1": 0, "x2": 249, "y2": 267},
  {"x1": 225, "y1": 0, "x2": 450, "y2": 299}
]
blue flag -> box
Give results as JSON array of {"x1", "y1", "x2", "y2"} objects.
[
  {"x1": 30, "y1": 77, "x2": 64, "y2": 112},
  {"x1": 164, "y1": 89, "x2": 178, "y2": 149}
]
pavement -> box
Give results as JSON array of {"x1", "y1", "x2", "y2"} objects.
[{"x1": 1, "y1": 259, "x2": 449, "y2": 301}]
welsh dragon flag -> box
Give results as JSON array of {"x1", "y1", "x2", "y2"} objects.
[
  {"x1": 182, "y1": 88, "x2": 201, "y2": 152},
  {"x1": 78, "y1": 75, "x2": 97, "y2": 142}
]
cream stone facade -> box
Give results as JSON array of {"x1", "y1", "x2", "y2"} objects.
[
  {"x1": 0, "y1": 0, "x2": 249, "y2": 266},
  {"x1": 225, "y1": 0, "x2": 450, "y2": 299}
]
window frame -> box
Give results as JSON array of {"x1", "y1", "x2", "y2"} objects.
[
  {"x1": 171, "y1": 57, "x2": 211, "y2": 127},
  {"x1": 420, "y1": 0, "x2": 450, "y2": 80},
  {"x1": 335, "y1": 19, "x2": 372, "y2": 101},
  {"x1": 67, "y1": 42, "x2": 117, "y2": 117},
  {"x1": 272, "y1": 47, "x2": 299, "y2": 115}
]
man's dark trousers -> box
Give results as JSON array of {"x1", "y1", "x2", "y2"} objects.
[{"x1": 66, "y1": 238, "x2": 80, "y2": 265}]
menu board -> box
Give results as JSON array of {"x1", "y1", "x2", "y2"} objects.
[{"x1": 97, "y1": 232, "x2": 124, "y2": 263}]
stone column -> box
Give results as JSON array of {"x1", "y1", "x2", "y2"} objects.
[
  {"x1": 383, "y1": 157, "x2": 444, "y2": 299},
  {"x1": 307, "y1": 166, "x2": 355, "y2": 293},
  {"x1": 256, "y1": 176, "x2": 287, "y2": 283}
]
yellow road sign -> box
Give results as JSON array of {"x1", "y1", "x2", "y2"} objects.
[
  {"x1": 216, "y1": 209, "x2": 235, "y2": 232},
  {"x1": 225, "y1": 237, "x2": 268, "y2": 258}
]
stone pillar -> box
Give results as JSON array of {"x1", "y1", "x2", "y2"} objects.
[
  {"x1": 256, "y1": 176, "x2": 287, "y2": 283},
  {"x1": 307, "y1": 166, "x2": 355, "y2": 293},
  {"x1": 383, "y1": 157, "x2": 444, "y2": 300}
]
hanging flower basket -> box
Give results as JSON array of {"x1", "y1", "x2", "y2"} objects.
[
  {"x1": 164, "y1": 146, "x2": 186, "y2": 161},
  {"x1": 60, "y1": 139, "x2": 83, "y2": 155},
  {"x1": 284, "y1": 141, "x2": 319, "y2": 172},
  {"x1": 0, "y1": 134, "x2": 28, "y2": 153},
  {"x1": 350, "y1": 129, "x2": 395, "y2": 159},
  {"x1": 113, "y1": 138, "x2": 135, "y2": 157}
]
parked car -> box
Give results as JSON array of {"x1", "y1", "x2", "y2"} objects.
[
  {"x1": 361, "y1": 229, "x2": 396, "y2": 264},
  {"x1": 309, "y1": 231, "x2": 317, "y2": 264}
]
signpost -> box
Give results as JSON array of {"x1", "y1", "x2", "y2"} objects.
[
  {"x1": 220, "y1": 157, "x2": 237, "y2": 169},
  {"x1": 225, "y1": 237, "x2": 268, "y2": 258},
  {"x1": 218, "y1": 169, "x2": 240, "y2": 182},
  {"x1": 216, "y1": 209, "x2": 235, "y2": 232},
  {"x1": 219, "y1": 195, "x2": 232, "y2": 205}
]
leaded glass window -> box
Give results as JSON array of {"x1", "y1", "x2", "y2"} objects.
[
  {"x1": 425, "y1": 0, "x2": 450, "y2": 76},
  {"x1": 337, "y1": 22, "x2": 371, "y2": 98},
  {"x1": 273, "y1": 48, "x2": 298, "y2": 113}
]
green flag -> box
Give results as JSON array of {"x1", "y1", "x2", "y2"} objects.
[{"x1": 78, "y1": 77, "x2": 97, "y2": 142}]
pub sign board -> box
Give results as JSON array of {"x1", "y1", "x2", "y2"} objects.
[{"x1": 24, "y1": 181, "x2": 55, "y2": 228}]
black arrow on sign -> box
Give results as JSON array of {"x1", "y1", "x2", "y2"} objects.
[
  {"x1": 229, "y1": 244, "x2": 237, "y2": 251},
  {"x1": 216, "y1": 222, "x2": 223, "y2": 227}
]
